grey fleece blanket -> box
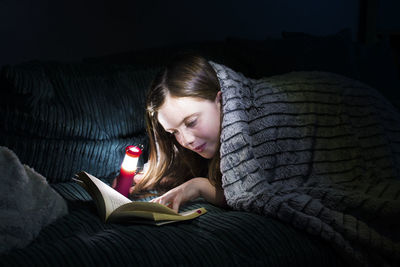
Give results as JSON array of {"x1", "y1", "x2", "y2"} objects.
[
  {"x1": 211, "y1": 62, "x2": 400, "y2": 266},
  {"x1": 0, "y1": 146, "x2": 68, "y2": 253}
]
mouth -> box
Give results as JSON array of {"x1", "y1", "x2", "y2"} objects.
[{"x1": 194, "y1": 143, "x2": 206, "y2": 153}]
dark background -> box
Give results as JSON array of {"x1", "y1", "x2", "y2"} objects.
[{"x1": 0, "y1": 0, "x2": 399, "y2": 68}]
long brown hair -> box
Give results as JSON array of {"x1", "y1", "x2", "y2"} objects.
[{"x1": 133, "y1": 54, "x2": 222, "y2": 194}]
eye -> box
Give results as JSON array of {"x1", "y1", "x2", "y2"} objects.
[{"x1": 186, "y1": 118, "x2": 197, "y2": 128}]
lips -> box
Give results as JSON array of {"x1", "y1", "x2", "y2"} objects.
[{"x1": 194, "y1": 143, "x2": 206, "y2": 153}]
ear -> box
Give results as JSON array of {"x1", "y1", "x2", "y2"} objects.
[{"x1": 215, "y1": 91, "x2": 222, "y2": 104}]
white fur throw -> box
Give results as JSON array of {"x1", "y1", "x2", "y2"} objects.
[{"x1": 0, "y1": 146, "x2": 68, "y2": 253}]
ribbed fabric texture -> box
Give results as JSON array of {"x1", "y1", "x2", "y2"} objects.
[
  {"x1": 0, "y1": 62, "x2": 158, "y2": 182},
  {"x1": 211, "y1": 62, "x2": 400, "y2": 266},
  {"x1": 0, "y1": 182, "x2": 343, "y2": 267}
]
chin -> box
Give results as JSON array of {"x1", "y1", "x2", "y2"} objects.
[{"x1": 198, "y1": 150, "x2": 216, "y2": 159}]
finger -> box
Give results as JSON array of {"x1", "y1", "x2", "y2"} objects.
[
  {"x1": 151, "y1": 196, "x2": 167, "y2": 205},
  {"x1": 172, "y1": 198, "x2": 181, "y2": 213},
  {"x1": 111, "y1": 178, "x2": 117, "y2": 188},
  {"x1": 159, "y1": 197, "x2": 173, "y2": 207},
  {"x1": 150, "y1": 197, "x2": 158, "y2": 203}
]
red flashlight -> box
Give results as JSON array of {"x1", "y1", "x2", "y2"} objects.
[{"x1": 115, "y1": 145, "x2": 142, "y2": 197}]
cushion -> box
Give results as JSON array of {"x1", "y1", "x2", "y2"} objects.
[{"x1": 0, "y1": 62, "x2": 157, "y2": 183}]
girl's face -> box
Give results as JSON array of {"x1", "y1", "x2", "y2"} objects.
[{"x1": 157, "y1": 92, "x2": 222, "y2": 159}]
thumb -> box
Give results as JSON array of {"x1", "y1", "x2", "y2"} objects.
[{"x1": 111, "y1": 178, "x2": 117, "y2": 188}]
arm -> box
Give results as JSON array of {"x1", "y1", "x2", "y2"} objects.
[{"x1": 150, "y1": 177, "x2": 226, "y2": 212}]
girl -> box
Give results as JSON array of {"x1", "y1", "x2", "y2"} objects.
[
  {"x1": 131, "y1": 53, "x2": 400, "y2": 266},
  {"x1": 132, "y1": 54, "x2": 227, "y2": 211}
]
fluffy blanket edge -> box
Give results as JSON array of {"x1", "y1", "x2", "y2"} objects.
[{"x1": 0, "y1": 146, "x2": 68, "y2": 253}]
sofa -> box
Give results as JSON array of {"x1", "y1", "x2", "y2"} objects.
[{"x1": 1, "y1": 29, "x2": 399, "y2": 266}]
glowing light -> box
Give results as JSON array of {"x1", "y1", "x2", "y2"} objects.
[
  {"x1": 121, "y1": 156, "x2": 138, "y2": 172},
  {"x1": 115, "y1": 145, "x2": 142, "y2": 197}
]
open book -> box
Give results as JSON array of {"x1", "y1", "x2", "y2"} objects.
[{"x1": 73, "y1": 171, "x2": 207, "y2": 225}]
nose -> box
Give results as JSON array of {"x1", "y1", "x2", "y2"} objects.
[{"x1": 181, "y1": 129, "x2": 195, "y2": 147}]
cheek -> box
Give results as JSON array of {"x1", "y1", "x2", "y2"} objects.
[
  {"x1": 174, "y1": 135, "x2": 185, "y2": 147},
  {"x1": 207, "y1": 115, "x2": 221, "y2": 139},
  {"x1": 199, "y1": 125, "x2": 218, "y2": 141},
  {"x1": 209, "y1": 126, "x2": 220, "y2": 142}
]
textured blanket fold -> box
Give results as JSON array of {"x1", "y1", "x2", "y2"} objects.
[{"x1": 211, "y1": 62, "x2": 400, "y2": 266}]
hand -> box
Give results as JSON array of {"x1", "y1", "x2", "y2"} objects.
[
  {"x1": 112, "y1": 178, "x2": 117, "y2": 188},
  {"x1": 111, "y1": 172, "x2": 145, "y2": 193},
  {"x1": 150, "y1": 178, "x2": 206, "y2": 212},
  {"x1": 150, "y1": 177, "x2": 227, "y2": 212}
]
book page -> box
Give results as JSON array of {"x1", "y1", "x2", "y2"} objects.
[
  {"x1": 76, "y1": 172, "x2": 208, "y2": 225},
  {"x1": 116, "y1": 201, "x2": 178, "y2": 215},
  {"x1": 79, "y1": 172, "x2": 131, "y2": 220},
  {"x1": 108, "y1": 207, "x2": 207, "y2": 224}
]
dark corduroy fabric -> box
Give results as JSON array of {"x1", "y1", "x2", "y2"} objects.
[
  {"x1": 0, "y1": 62, "x2": 157, "y2": 183},
  {"x1": 0, "y1": 182, "x2": 344, "y2": 267}
]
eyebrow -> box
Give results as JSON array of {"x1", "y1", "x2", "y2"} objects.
[{"x1": 165, "y1": 113, "x2": 198, "y2": 131}]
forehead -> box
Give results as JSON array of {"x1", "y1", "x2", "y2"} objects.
[{"x1": 157, "y1": 95, "x2": 208, "y2": 130}]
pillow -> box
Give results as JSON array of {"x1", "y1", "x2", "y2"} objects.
[{"x1": 0, "y1": 62, "x2": 157, "y2": 183}]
